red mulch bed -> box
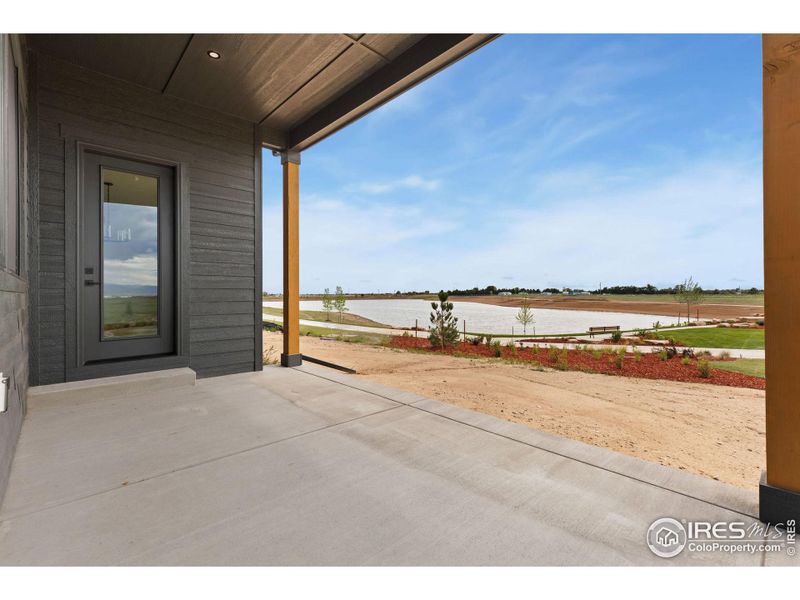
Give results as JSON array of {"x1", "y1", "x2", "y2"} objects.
[
  {"x1": 517, "y1": 336, "x2": 650, "y2": 345},
  {"x1": 389, "y1": 337, "x2": 765, "y2": 390}
]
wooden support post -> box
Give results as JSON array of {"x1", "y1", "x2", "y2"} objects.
[
  {"x1": 280, "y1": 151, "x2": 302, "y2": 367},
  {"x1": 761, "y1": 34, "x2": 800, "y2": 523}
]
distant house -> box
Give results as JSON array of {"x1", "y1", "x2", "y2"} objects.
[{"x1": 498, "y1": 291, "x2": 512, "y2": 296}]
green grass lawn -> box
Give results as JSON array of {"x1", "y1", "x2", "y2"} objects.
[
  {"x1": 262, "y1": 306, "x2": 390, "y2": 329},
  {"x1": 103, "y1": 296, "x2": 157, "y2": 337},
  {"x1": 710, "y1": 358, "x2": 765, "y2": 378},
  {"x1": 654, "y1": 327, "x2": 764, "y2": 349}
]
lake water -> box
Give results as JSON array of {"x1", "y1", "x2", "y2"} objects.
[{"x1": 262, "y1": 299, "x2": 670, "y2": 335}]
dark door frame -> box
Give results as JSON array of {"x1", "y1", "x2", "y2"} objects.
[
  {"x1": 81, "y1": 151, "x2": 176, "y2": 362},
  {"x1": 62, "y1": 129, "x2": 190, "y2": 381}
]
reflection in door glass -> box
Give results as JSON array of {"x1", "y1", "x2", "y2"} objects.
[{"x1": 101, "y1": 168, "x2": 159, "y2": 338}]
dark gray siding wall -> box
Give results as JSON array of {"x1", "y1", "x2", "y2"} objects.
[
  {"x1": 1, "y1": 39, "x2": 31, "y2": 504},
  {"x1": 0, "y1": 274, "x2": 28, "y2": 503},
  {"x1": 33, "y1": 54, "x2": 260, "y2": 383}
]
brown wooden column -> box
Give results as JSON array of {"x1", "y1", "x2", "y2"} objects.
[
  {"x1": 761, "y1": 34, "x2": 800, "y2": 523},
  {"x1": 280, "y1": 151, "x2": 302, "y2": 367}
]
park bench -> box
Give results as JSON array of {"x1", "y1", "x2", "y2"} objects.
[{"x1": 588, "y1": 325, "x2": 620, "y2": 338}]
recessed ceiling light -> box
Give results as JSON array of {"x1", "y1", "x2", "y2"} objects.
[{"x1": 207, "y1": 50, "x2": 221, "y2": 60}]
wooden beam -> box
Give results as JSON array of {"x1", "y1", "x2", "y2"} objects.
[
  {"x1": 287, "y1": 34, "x2": 499, "y2": 151},
  {"x1": 281, "y1": 152, "x2": 302, "y2": 367},
  {"x1": 762, "y1": 35, "x2": 800, "y2": 513},
  {"x1": 256, "y1": 123, "x2": 287, "y2": 150}
]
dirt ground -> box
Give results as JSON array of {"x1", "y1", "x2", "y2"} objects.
[
  {"x1": 264, "y1": 333, "x2": 765, "y2": 490},
  {"x1": 457, "y1": 295, "x2": 763, "y2": 320}
]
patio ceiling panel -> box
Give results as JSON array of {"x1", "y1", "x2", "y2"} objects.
[
  {"x1": 27, "y1": 34, "x2": 192, "y2": 91},
  {"x1": 27, "y1": 33, "x2": 498, "y2": 151},
  {"x1": 164, "y1": 34, "x2": 351, "y2": 123},
  {"x1": 258, "y1": 39, "x2": 388, "y2": 131}
]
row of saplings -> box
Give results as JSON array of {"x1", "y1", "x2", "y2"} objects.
[{"x1": 428, "y1": 291, "x2": 714, "y2": 378}]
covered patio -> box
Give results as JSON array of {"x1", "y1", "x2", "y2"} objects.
[
  {"x1": 1, "y1": 32, "x2": 800, "y2": 564},
  {"x1": 0, "y1": 365, "x2": 780, "y2": 565}
]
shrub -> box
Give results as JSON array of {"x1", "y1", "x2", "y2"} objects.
[
  {"x1": 614, "y1": 352, "x2": 624, "y2": 369},
  {"x1": 681, "y1": 357, "x2": 691, "y2": 366},
  {"x1": 491, "y1": 340, "x2": 502, "y2": 357},
  {"x1": 718, "y1": 350, "x2": 731, "y2": 360},
  {"x1": 611, "y1": 330, "x2": 623, "y2": 342},
  {"x1": 592, "y1": 349, "x2": 603, "y2": 360},
  {"x1": 429, "y1": 291, "x2": 460, "y2": 349},
  {"x1": 698, "y1": 360, "x2": 711, "y2": 378},
  {"x1": 633, "y1": 349, "x2": 642, "y2": 362},
  {"x1": 262, "y1": 345, "x2": 278, "y2": 365},
  {"x1": 658, "y1": 350, "x2": 668, "y2": 361},
  {"x1": 484, "y1": 335, "x2": 493, "y2": 346},
  {"x1": 554, "y1": 354, "x2": 569, "y2": 370},
  {"x1": 548, "y1": 346, "x2": 560, "y2": 362},
  {"x1": 469, "y1": 335, "x2": 484, "y2": 346}
]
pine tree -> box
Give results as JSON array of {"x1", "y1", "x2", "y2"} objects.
[{"x1": 429, "y1": 291, "x2": 459, "y2": 350}]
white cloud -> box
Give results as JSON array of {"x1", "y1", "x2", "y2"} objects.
[
  {"x1": 455, "y1": 155, "x2": 763, "y2": 290},
  {"x1": 103, "y1": 254, "x2": 157, "y2": 286},
  {"x1": 349, "y1": 175, "x2": 442, "y2": 195},
  {"x1": 262, "y1": 193, "x2": 459, "y2": 293},
  {"x1": 262, "y1": 151, "x2": 762, "y2": 293}
]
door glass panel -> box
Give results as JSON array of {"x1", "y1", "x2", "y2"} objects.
[{"x1": 101, "y1": 168, "x2": 159, "y2": 339}]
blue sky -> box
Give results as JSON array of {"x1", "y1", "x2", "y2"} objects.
[{"x1": 262, "y1": 34, "x2": 762, "y2": 293}]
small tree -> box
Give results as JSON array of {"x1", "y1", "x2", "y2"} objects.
[
  {"x1": 429, "y1": 290, "x2": 460, "y2": 350},
  {"x1": 333, "y1": 286, "x2": 349, "y2": 323},
  {"x1": 674, "y1": 277, "x2": 704, "y2": 323},
  {"x1": 515, "y1": 300, "x2": 534, "y2": 334},
  {"x1": 321, "y1": 288, "x2": 333, "y2": 321}
]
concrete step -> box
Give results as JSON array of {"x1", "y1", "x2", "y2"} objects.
[{"x1": 28, "y1": 368, "x2": 196, "y2": 407}]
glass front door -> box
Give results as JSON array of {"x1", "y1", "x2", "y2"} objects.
[{"x1": 82, "y1": 151, "x2": 175, "y2": 363}]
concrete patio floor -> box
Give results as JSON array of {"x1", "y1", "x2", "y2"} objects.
[{"x1": 0, "y1": 365, "x2": 791, "y2": 565}]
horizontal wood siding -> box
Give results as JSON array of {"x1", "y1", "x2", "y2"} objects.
[
  {"x1": 0, "y1": 274, "x2": 29, "y2": 503},
  {"x1": 34, "y1": 54, "x2": 259, "y2": 381}
]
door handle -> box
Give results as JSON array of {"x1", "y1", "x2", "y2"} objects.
[
  {"x1": 1, "y1": 372, "x2": 9, "y2": 413},
  {"x1": 84, "y1": 280, "x2": 101, "y2": 286}
]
